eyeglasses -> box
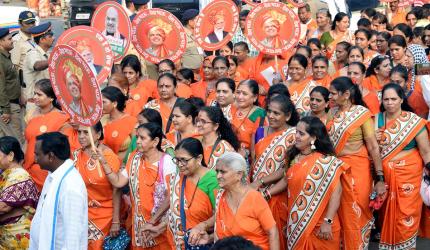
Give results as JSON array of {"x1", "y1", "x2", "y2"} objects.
[
  {"x1": 172, "y1": 156, "x2": 195, "y2": 166},
  {"x1": 195, "y1": 118, "x2": 213, "y2": 125}
]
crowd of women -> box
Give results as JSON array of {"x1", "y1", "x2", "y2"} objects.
[{"x1": 2, "y1": 1, "x2": 430, "y2": 250}]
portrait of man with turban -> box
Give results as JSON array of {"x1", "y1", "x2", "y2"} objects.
[
  {"x1": 145, "y1": 19, "x2": 174, "y2": 58},
  {"x1": 260, "y1": 11, "x2": 288, "y2": 49},
  {"x1": 63, "y1": 60, "x2": 93, "y2": 116},
  {"x1": 204, "y1": 10, "x2": 229, "y2": 44}
]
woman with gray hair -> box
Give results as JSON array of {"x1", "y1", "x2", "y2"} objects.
[{"x1": 213, "y1": 152, "x2": 280, "y2": 250}]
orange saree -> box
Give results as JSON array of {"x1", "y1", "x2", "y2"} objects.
[
  {"x1": 167, "y1": 170, "x2": 218, "y2": 249},
  {"x1": 308, "y1": 75, "x2": 332, "y2": 88},
  {"x1": 230, "y1": 106, "x2": 266, "y2": 151},
  {"x1": 74, "y1": 148, "x2": 121, "y2": 250},
  {"x1": 407, "y1": 77, "x2": 429, "y2": 118},
  {"x1": 166, "y1": 130, "x2": 201, "y2": 146},
  {"x1": 204, "y1": 139, "x2": 235, "y2": 170},
  {"x1": 286, "y1": 153, "x2": 346, "y2": 249},
  {"x1": 326, "y1": 105, "x2": 374, "y2": 250},
  {"x1": 288, "y1": 79, "x2": 318, "y2": 114},
  {"x1": 363, "y1": 90, "x2": 381, "y2": 115},
  {"x1": 124, "y1": 82, "x2": 150, "y2": 117},
  {"x1": 24, "y1": 110, "x2": 69, "y2": 190},
  {"x1": 215, "y1": 189, "x2": 276, "y2": 250},
  {"x1": 62, "y1": 125, "x2": 81, "y2": 153},
  {"x1": 190, "y1": 81, "x2": 207, "y2": 102},
  {"x1": 103, "y1": 115, "x2": 137, "y2": 155},
  {"x1": 176, "y1": 83, "x2": 192, "y2": 99},
  {"x1": 126, "y1": 151, "x2": 172, "y2": 250},
  {"x1": 144, "y1": 99, "x2": 175, "y2": 133},
  {"x1": 252, "y1": 127, "x2": 296, "y2": 250},
  {"x1": 376, "y1": 111, "x2": 427, "y2": 249}
]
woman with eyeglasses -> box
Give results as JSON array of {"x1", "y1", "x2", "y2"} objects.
[
  {"x1": 74, "y1": 122, "x2": 121, "y2": 249},
  {"x1": 374, "y1": 83, "x2": 430, "y2": 249},
  {"x1": 214, "y1": 152, "x2": 280, "y2": 250},
  {"x1": 166, "y1": 100, "x2": 200, "y2": 146},
  {"x1": 197, "y1": 106, "x2": 239, "y2": 169},
  {"x1": 213, "y1": 78, "x2": 236, "y2": 121},
  {"x1": 230, "y1": 80, "x2": 266, "y2": 160},
  {"x1": 145, "y1": 73, "x2": 181, "y2": 133},
  {"x1": 167, "y1": 138, "x2": 219, "y2": 249},
  {"x1": 376, "y1": 31, "x2": 392, "y2": 56},
  {"x1": 191, "y1": 56, "x2": 216, "y2": 103},
  {"x1": 102, "y1": 86, "x2": 138, "y2": 162},
  {"x1": 280, "y1": 117, "x2": 346, "y2": 249},
  {"x1": 99, "y1": 122, "x2": 176, "y2": 249},
  {"x1": 250, "y1": 94, "x2": 299, "y2": 250},
  {"x1": 327, "y1": 77, "x2": 386, "y2": 250},
  {"x1": 363, "y1": 56, "x2": 392, "y2": 99}
]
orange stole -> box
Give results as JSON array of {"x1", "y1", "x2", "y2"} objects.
[
  {"x1": 288, "y1": 80, "x2": 318, "y2": 114},
  {"x1": 165, "y1": 130, "x2": 201, "y2": 146},
  {"x1": 124, "y1": 82, "x2": 150, "y2": 117},
  {"x1": 74, "y1": 148, "x2": 121, "y2": 250},
  {"x1": 103, "y1": 115, "x2": 137, "y2": 154},
  {"x1": 176, "y1": 83, "x2": 192, "y2": 99},
  {"x1": 167, "y1": 173, "x2": 215, "y2": 249},
  {"x1": 230, "y1": 106, "x2": 265, "y2": 150},
  {"x1": 144, "y1": 99, "x2": 173, "y2": 133},
  {"x1": 252, "y1": 127, "x2": 296, "y2": 250},
  {"x1": 138, "y1": 79, "x2": 158, "y2": 99},
  {"x1": 286, "y1": 153, "x2": 346, "y2": 249},
  {"x1": 24, "y1": 111, "x2": 69, "y2": 190},
  {"x1": 204, "y1": 139, "x2": 235, "y2": 170},
  {"x1": 126, "y1": 151, "x2": 171, "y2": 249},
  {"x1": 190, "y1": 81, "x2": 207, "y2": 102},
  {"x1": 363, "y1": 91, "x2": 381, "y2": 115},
  {"x1": 309, "y1": 75, "x2": 332, "y2": 88},
  {"x1": 407, "y1": 78, "x2": 429, "y2": 118},
  {"x1": 215, "y1": 190, "x2": 276, "y2": 250}
]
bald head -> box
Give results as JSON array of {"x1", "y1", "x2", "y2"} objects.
[{"x1": 106, "y1": 7, "x2": 119, "y2": 34}]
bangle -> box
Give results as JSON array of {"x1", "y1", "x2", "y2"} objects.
[
  {"x1": 375, "y1": 174, "x2": 385, "y2": 183},
  {"x1": 262, "y1": 189, "x2": 271, "y2": 200},
  {"x1": 259, "y1": 178, "x2": 265, "y2": 186},
  {"x1": 111, "y1": 221, "x2": 120, "y2": 224},
  {"x1": 323, "y1": 217, "x2": 333, "y2": 225}
]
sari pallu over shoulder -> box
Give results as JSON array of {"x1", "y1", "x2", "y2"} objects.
[
  {"x1": 288, "y1": 80, "x2": 318, "y2": 115},
  {"x1": 286, "y1": 154, "x2": 348, "y2": 249},
  {"x1": 326, "y1": 105, "x2": 372, "y2": 154}
]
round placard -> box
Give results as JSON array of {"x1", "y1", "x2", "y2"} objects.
[
  {"x1": 194, "y1": 0, "x2": 239, "y2": 51},
  {"x1": 243, "y1": 0, "x2": 280, "y2": 8},
  {"x1": 131, "y1": 8, "x2": 187, "y2": 64},
  {"x1": 57, "y1": 26, "x2": 114, "y2": 84},
  {"x1": 245, "y1": 2, "x2": 301, "y2": 55},
  {"x1": 286, "y1": 0, "x2": 305, "y2": 7},
  {"x1": 91, "y1": 1, "x2": 131, "y2": 62},
  {"x1": 48, "y1": 45, "x2": 103, "y2": 126}
]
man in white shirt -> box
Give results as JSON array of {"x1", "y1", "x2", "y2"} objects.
[{"x1": 29, "y1": 132, "x2": 88, "y2": 250}]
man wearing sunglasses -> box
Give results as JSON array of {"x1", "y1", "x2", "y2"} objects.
[{"x1": 22, "y1": 21, "x2": 55, "y2": 112}]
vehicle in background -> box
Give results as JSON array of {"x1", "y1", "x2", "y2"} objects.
[{"x1": 0, "y1": 6, "x2": 39, "y2": 33}]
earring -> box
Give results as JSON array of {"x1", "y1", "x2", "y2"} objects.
[{"x1": 311, "y1": 140, "x2": 316, "y2": 150}]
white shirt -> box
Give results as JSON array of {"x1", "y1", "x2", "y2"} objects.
[
  {"x1": 30, "y1": 159, "x2": 88, "y2": 250},
  {"x1": 419, "y1": 75, "x2": 430, "y2": 120}
]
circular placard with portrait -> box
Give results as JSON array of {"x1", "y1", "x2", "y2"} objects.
[
  {"x1": 286, "y1": 0, "x2": 305, "y2": 7},
  {"x1": 48, "y1": 45, "x2": 103, "y2": 126},
  {"x1": 91, "y1": 1, "x2": 131, "y2": 62},
  {"x1": 246, "y1": 2, "x2": 301, "y2": 55},
  {"x1": 243, "y1": 0, "x2": 280, "y2": 8},
  {"x1": 57, "y1": 26, "x2": 114, "y2": 84},
  {"x1": 131, "y1": 8, "x2": 187, "y2": 64},
  {"x1": 194, "y1": 0, "x2": 239, "y2": 51}
]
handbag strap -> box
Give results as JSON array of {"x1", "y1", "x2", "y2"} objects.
[
  {"x1": 208, "y1": 137, "x2": 222, "y2": 162},
  {"x1": 158, "y1": 153, "x2": 166, "y2": 183},
  {"x1": 180, "y1": 175, "x2": 187, "y2": 232}
]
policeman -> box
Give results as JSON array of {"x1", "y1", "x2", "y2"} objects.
[
  {"x1": 11, "y1": 11, "x2": 36, "y2": 72},
  {"x1": 22, "y1": 22, "x2": 54, "y2": 111},
  {"x1": 181, "y1": 9, "x2": 204, "y2": 72},
  {"x1": 0, "y1": 28, "x2": 24, "y2": 144},
  {"x1": 129, "y1": 0, "x2": 150, "y2": 22}
]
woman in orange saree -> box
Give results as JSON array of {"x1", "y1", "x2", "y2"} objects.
[
  {"x1": 227, "y1": 55, "x2": 248, "y2": 86},
  {"x1": 303, "y1": 86, "x2": 330, "y2": 125},
  {"x1": 166, "y1": 100, "x2": 200, "y2": 146},
  {"x1": 210, "y1": 78, "x2": 236, "y2": 121},
  {"x1": 327, "y1": 77, "x2": 387, "y2": 250},
  {"x1": 99, "y1": 123, "x2": 177, "y2": 250},
  {"x1": 363, "y1": 56, "x2": 392, "y2": 100},
  {"x1": 286, "y1": 54, "x2": 318, "y2": 115},
  {"x1": 74, "y1": 123, "x2": 122, "y2": 250},
  {"x1": 145, "y1": 73, "x2": 182, "y2": 134},
  {"x1": 309, "y1": 55, "x2": 332, "y2": 88},
  {"x1": 250, "y1": 94, "x2": 299, "y2": 250},
  {"x1": 24, "y1": 79, "x2": 69, "y2": 191},
  {"x1": 376, "y1": 83, "x2": 430, "y2": 249},
  {"x1": 167, "y1": 138, "x2": 219, "y2": 249},
  {"x1": 102, "y1": 86, "x2": 138, "y2": 162},
  {"x1": 197, "y1": 106, "x2": 239, "y2": 170},
  {"x1": 354, "y1": 29, "x2": 378, "y2": 67},
  {"x1": 230, "y1": 80, "x2": 266, "y2": 159},
  {"x1": 175, "y1": 69, "x2": 194, "y2": 99},
  {"x1": 191, "y1": 56, "x2": 215, "y2": 103},
  {"x1": 285, "y1": 117, "x2": 346, "y2": 249},
  {"x1": 320, "y1": 13, "x2": 354, "y2": 62},
  {"x1": 121, "y1": 55, "x2": 155, "y2": 103},
  {"x1": 214, "y1": 152, "x2": 280, "y2": 250}
]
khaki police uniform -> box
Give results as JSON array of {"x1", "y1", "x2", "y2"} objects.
[
  {"x1": 22, "y1": 41, "x2": 49, "y2": 104},
  {"x1": 0, "y1": 48, "x2": 24, "y2": 144},
  {"x1": 182, "y1": 27, "x2": 204, "y2": 70},
  {"x1": 11, "y1": 31, "x2": 33, "y2": 71}
]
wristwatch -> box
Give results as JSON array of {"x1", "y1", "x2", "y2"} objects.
[{"x1": 323, "y1": 217, "x2": 333, "y2": 225}]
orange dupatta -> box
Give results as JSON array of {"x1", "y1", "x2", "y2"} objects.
[
  {"x1": 103, "y1": 115, "x2": 137, "y2": 154},
  {"x1": 286, "y1": 153, "x2": 347, "y2": 249},
  {"x1": 288, "y1": 79, "x2": 318, "y2": 114},
  {"x1": 204, "y1": 139, "x2": 235, "y2": 170},
  {"x1": 144, "y1": 99, "x2": 174, "y2": 133},
  {"x1": 124, "y1": 82, "x2": 150, "y2": 117}
]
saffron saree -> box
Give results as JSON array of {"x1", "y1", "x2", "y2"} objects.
[
  {"x1": 376, "y1": 111, "x2": 427, "y2": 249},
  {"x1": 167, "y1": 170, "x2": 218, "y2": 249},
  {"x1": 204, "y1": 139, "x2": 235, "y2": 170},
  {"x1": 286, "y1": 153, "x2": 347, "y2": 249},
  {"x1": 327, "y1": 105, "x2": 374, "y2": 250},
  {"x1": 288, "y1": 80, "x2": 318, "y2": 115}
]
